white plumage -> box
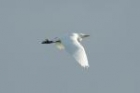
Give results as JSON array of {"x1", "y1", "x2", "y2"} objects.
[{"x1": 42, "y1": 33, "x2": 90, "y2": 68}]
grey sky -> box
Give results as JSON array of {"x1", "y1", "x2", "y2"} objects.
[{"x1": 0, "y1": 0, "x2": 140, "y2": 93}]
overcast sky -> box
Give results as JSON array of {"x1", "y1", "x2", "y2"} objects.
[{"x1": 0, "y1": 0, "x2": 140, "y2": 93}]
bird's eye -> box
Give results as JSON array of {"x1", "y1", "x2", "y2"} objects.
[{"x1": 77, "y1": 38, "x2": 82, "y2": 42}]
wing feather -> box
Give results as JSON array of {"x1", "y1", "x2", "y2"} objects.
[{"x1": 62, "y1": 38, "x2": 89, "y2": 68}]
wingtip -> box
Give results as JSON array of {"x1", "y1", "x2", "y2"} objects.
[{"x1": 82, "y1": 65, "x2": 89, "y2": 69}]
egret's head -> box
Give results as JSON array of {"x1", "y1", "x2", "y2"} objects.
[
  {"x1": 73, "y1": 33, "x2": 89, "y2": 42},
  {"x1": 79, "y1": 33, "x2": 90, "y2": 38}
]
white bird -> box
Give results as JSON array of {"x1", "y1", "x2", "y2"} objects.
[{"x1": 42, "y1": 33, "x2": 90, "y2": 68}]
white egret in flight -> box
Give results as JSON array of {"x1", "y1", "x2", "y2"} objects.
[{"x1": 42, "y1": 33, "x2": 90, "y2": 68}]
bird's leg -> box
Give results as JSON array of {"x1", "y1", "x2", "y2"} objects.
[{"x1": 42, "y1": 39, "x2": 54, "y2": 44}]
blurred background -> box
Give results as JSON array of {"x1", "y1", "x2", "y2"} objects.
[{"x1": 0, "y1": 0, "x2": 140, "y2": 93}]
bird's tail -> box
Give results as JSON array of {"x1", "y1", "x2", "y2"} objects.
[{"x1": 55, "y1": 42, "x2": 65, "y2": 50}]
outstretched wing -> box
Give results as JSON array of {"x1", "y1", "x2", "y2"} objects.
[{"x1": 63, "y1": 39, "x2": 89, "y2": 68}]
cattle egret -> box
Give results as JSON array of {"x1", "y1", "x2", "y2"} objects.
[{"x1": 42, "y1": 33, "x2": 90, "y2": 68}]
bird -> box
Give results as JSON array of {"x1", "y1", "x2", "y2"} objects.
[{"x1": 42, "y1": 33, "x2": 90, "y2": 68}]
